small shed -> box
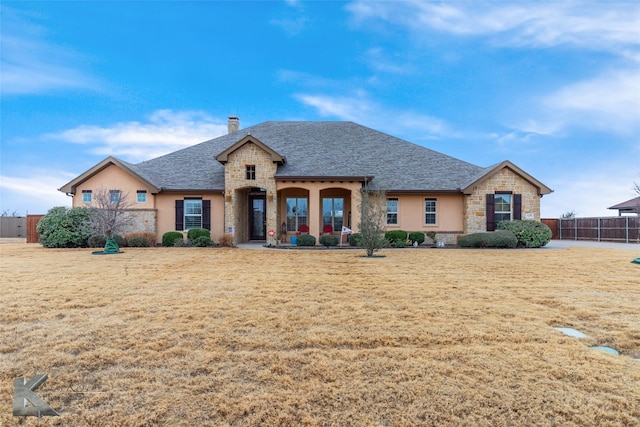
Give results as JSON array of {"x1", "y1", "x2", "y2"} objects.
[{"x1": 608, "y1": 196, "x2": 640, "y2": 216}]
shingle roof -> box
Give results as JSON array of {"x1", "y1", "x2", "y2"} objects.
[{"x1": 131, "y1": 121, "x2": 486, "y2": 192}]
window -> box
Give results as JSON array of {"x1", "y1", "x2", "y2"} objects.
[
  {"x1": 82, "y1": 190, "x2": 92, "y2": 203},
  {"x1": 322, "y1": 198, "x2": 344, "y2": 231},
  {"x1": 425, "y1": 199, "x2": 437, "y2": 225},
  {"x1": 109, "y1": 190, "x2": 121, "y2": 202},
  {"x1": 246, "y1": 165, "x2": 256, "y2": 180},
  {"x1": 184, "y1": 199, "x2": 202, "y2": 229},
  {"x1": 494, "y1": 194, "x2": 511, "y2": 223},
  {"x1": 137, "y1": 190, "x2": 147, "y2": 203},
  {"x1": 386, "y1": 198, "x2": 398, "y2": 225},
  {"x1": 286, "y1": 198, "x2": 308, "y2": 231}
]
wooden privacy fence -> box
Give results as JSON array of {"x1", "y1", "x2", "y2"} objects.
[
  {"x1": 542, "y1": 217, "x2": 639, "y2": 243},
  {"x1": 27, "y1": 215, "x2": 45, "y2": 243}
]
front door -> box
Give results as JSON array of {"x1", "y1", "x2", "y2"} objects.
[{"x1": 249, "y1": 195, "x2": 266, "y2": 240}]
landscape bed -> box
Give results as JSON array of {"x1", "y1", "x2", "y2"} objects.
[{"x1": 0, "y1": 243, "x2": 639, "y2": 426}]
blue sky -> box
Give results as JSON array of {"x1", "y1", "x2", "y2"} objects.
[{"x1": 1, "y1": 1, "x2": 639, "y2": 217}]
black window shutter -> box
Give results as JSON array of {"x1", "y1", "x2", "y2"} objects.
[
  {"x1": 175, "y1": 200, "x2": 184, "y2": 230},
  {"x1": 486, "y1": 194, "x2": 496, "y2": 231},
  {"x1": 202, "y1": 200, "x2": 211, "y2": 230},
  {"x1": 513, "y1": 194, "x2": 522, "y2": 220}
]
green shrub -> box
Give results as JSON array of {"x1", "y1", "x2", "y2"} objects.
[
  {"x1": 348, "y1": 233, "x2": 362, "y2": 246},
  {"x1": 192, "y1": 236, "x2": 217, "y2": 247},
  {"x1": 187, "y1": 228, "x2": 210, "y2": 240},
  {"x1": 125, "y1": 232, "x2": 156, "y2": 247},
  {"x1": 36, "y1": 206, "x2": 93, "y2": 248},
  {"x1": 127, "y1": 236, "x2": 149, "y2": 247},
  {"x1": 385, "y1": 230, "x2": 408, "y2": 242},
  {"x1": 497, "y1": 220, "x2": 552, "y2": 248},
  {"x1": 408, "y1": 231, "x2": 425, "y2": 245},
  {"x1": 112, "y1": 234, "x2": 127, "y2": 247},
  {"x1": 296, "y1": 234, "x2": 316, "y2": 246},
  {"x1": 319, "y1": 235, "x2": 339, "y2": 247},
  {"x1": 88, "y1": 235, "x2": 107, "y2": 248},
  {"x1": 162, "y1": 231, "x2": 184, "y2": 247},
  {"x1": 458, "y1": 230, "x2": 518, "y2": 248}
]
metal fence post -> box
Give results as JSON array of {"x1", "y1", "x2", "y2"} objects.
[{"x1": 597, "y1": 217, "x2": 601, "y2": 242}]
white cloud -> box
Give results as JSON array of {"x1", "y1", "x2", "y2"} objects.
[
  {"x1": 0, "y1": 170, "x2": 76, "y2": 214},
  {"x1": 295, "y1": 92, "x2": 451, "y2": 138},
  {"x1": 540, "y1": 69, "x2": 640, "y2": 135},
  {"x1": 48, "y1": 110, "x2": 228, "y2": 162},
  {"x1": 1, "y1": 6, "x2": 101, "y2": 95},
  {"x1": 347, "y1": 1, "x2": 640, "y2": 51},
  {"x1": 541, "y1": 159, "x2": 640, "y2": 218}
]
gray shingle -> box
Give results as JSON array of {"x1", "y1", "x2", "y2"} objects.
[{"x1": 130, "y1": 121, "x2": 484, "y2": 192}]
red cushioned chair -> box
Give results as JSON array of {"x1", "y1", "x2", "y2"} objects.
[
  {"x1": 297, "y1": 224, "x2": 309, "y2": 236},
  {"x1": 321, "y1": 224, "x2": 333, "y2": 235}
]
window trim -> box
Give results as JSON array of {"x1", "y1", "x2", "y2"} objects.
[
  {"x1": 424, "y1": 198, "x2": 437, "y2": 225},
  {"x1": 184, "y1": 198, "x2": 203, "y2": 230},
  {"x1": 109, "y1": 189, "x2": 121, "y2": 203},
  {"x1": 494, "y1": 192, "x2": 512, "y2": 223},
  {"x1": 246, "y1": 165, "x2": 256, "y2": 180},
  {"x1": 386, "y1": 198, "x2": 398, "y2": 225},
  {"x1": 286, "y1": 197, "x2": 308, "y2": 232},
  {"x1": 82, "y1": 190, "x2": 92, "y2": 203},
  {"x1": 322, "y1": 197, "x2": 344, "y2": 232},
  {"x1": 136, "y1": 190, "x2": 147, "y2": 203}
]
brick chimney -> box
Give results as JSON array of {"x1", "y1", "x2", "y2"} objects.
[{"x1": 228, "y1": 116, "x2": 239, "y2": 134}]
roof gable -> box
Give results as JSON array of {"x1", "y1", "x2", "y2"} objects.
[
  {"x1": 215, "y1": 135, "x2": 285, "y2": 164},
  {"x1": 462, "y1": 160, "x2": 553, "y2": 196},
  {"x1": 58, "y1": 156, "x2": 161, "y2": 194}
]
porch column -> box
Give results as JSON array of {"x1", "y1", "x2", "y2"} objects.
[
  {"x1": 309, "y1": 189, "x2": 320, "y2": 238},
  {"x1": 350, "y1": 190, "x2": 362, "y2": 233}
]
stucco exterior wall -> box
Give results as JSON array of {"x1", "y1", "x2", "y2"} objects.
[
  {"x1": 72, "y1": 165, "x2": 155, "y2": 210},
  {"x1": 464, "y1": 167, "x2": 542, "y2": 234},
  {"x1": 155, "y1": 193, "x2": 224, "y2": 241},
  {"x1": 386, "y1": 193, "x2": 464, "y2": 233}
]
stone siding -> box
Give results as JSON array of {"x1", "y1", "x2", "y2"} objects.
[
  {"x1": 464, "y1": 168, "x2": 541, "y2": 234},
  {"x1": 122, "y1": 209, "x2": 157, "y2": 235},
  {"x1": 224, "y1": 142, "x2": 277, "y2": 242}
]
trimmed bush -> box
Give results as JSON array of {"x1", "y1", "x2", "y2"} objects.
[
  {"x1": 458, "y1": 230, "x2": 518, "y2": 248},
  {"x1": 319, "y1": 235, "x2": 339, "y2": 247},
  {"x1": 88, "y1": 235, "x2": 107, "y2": 248},
  {"x1": 296, "y1": 234, "x2": 316, "y2": 246},
  {"x1": 408, "y1": 231, "x2": 426, "y2": 245},
  {"x1": 127, "y1": 236, "x2": 149, "y2": 247},
  {"x1": 112, "y1": 234, "x2": 127, "y2": 247},
  {"x1": 36, "y1": 206, "x2": 93, "y2": 248},
  {"x1": 162, "y1": 231, "x2": 184, "y2": 247},
  {"x1": 385, "y1": 230, "x2": 408, "y2": 242},
  {"x1": 187, "y1": 228, "x2": 210, "y2": 240},
  {"x1": 192, "y1": 236, "x2": 217, "y2": 247},
  {"x1": 125, "y1": 232, "x2": 156, "y2": 247},
  {"x1": 348, "y1": 233, "x2": 362, "y2": 246},
  {"x1": 497, "y1": 220, "x2": 552, "y2": 248}
]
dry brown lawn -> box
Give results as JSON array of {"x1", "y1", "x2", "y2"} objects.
[{"x1": 1, "y1": 243, "x2": 639, "y2": 426}]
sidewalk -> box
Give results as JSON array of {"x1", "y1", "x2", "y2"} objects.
[{"x1": 545, "y1": 240, "x2": 639, "y2": 250}]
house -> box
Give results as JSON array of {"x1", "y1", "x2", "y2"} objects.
[
  {"x1": 59, "y1": 118, "x2": 553, "y2": 244},
  {"x1": 608, "y1": 196, "x2": 640, "y2": 216}
]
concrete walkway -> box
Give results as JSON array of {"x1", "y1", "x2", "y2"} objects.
[{"x1": 544, "y1": 240, "x2": 639, "y2": 250}]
